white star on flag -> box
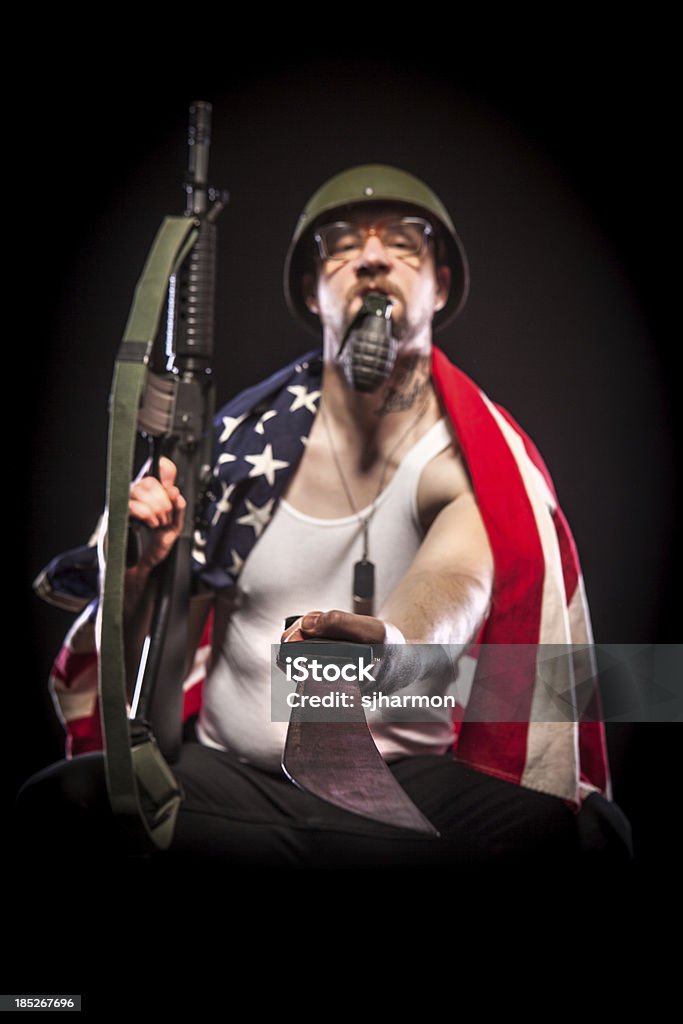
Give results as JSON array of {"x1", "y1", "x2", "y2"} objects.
[
  {"x1": 227, "y1": 549, "x2": 244, "y2": 576},
  {"x1": 236, "y1": 497, "x2": 274, "y2": 538},
  {"x1": 244, "y1": 443, "x2": 289, "y2": 486},
  {"x1": 212, "y1": 482, "x2": 235, "y2": 525},
  {"x1": 287, "y1": 385, "x2": 321, "y2": 414},
  {"x1": 218, "y1": 413, "x2": 247, "y2": 443},
  {"x1": 217, "y1": 452, "x2": 236, "y2": 465},
  {"x1": 254, "y1": 409, "x2": 277, "y2": 435}
]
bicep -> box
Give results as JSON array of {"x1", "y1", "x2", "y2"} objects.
[
  {"x1": 377, "y1": 493, "x2": 494, "y2": 643},
  {"x1": 410, "y1": 492, "x2": 494, "y2": 592}
]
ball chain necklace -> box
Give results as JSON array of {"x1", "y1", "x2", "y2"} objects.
[{"x1": 320, "y1": 396, "x2": 430, "y2": 616}]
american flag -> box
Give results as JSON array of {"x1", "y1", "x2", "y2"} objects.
[{"x1": 35, "y1": 346, "x2": 610, "y2": 810}]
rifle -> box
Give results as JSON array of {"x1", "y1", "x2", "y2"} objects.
[{"x1": 98, "y1": 102, "x2": 227, "y2": 851}]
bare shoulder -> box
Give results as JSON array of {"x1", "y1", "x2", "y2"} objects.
[{"x1": 416, "y1": 431, "x2": 473, "y2": 534}]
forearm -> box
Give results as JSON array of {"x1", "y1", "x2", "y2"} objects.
[
  {"x1": 377, "y1": 568, "x2": 491, "y2": 647},
  {"x1": 121, "y1": 456, "x2": 187, "y2": 690},
  {"x1": 367, "y1": 568, "x2": 491, "y2": 694}
]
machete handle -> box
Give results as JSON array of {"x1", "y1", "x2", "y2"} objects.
[{"x1": 276, "y1": 615, "x2": 380, "y2": 674}]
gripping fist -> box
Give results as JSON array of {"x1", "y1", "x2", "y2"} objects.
[
  {"x1": 280, "y1": 609, "x2": 451, "y2": 695},
  {"x1": 128, "y1": 457, "x2": 186, "y2": 572}
]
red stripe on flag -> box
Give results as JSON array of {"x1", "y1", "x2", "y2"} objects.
[
  {"x1": 67, "y1": 708, "x2": 103, "y2": 757},
  {"x1": 432, "y1": 348, "x2": 544, "y2": 645},
  {"x1": 52, "y1": 646, "x2": 97, "y2": 686},
  {"x1": 579, "y1": 720, "x2": 610, "y2": 797},
  {"x1": 183, "y1": 679, "x2": 204, "y2": 720},
  {"x1": 432, "y1": 347, "x2": 545, "y2": 786}
]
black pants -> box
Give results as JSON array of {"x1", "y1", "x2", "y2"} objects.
[{"x1": 15, "y1": 740, "x2": 633, "y2": 878}]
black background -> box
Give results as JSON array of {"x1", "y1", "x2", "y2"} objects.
[{"x1": 13, "y1": 24, "x2": 680, "y2": 890}]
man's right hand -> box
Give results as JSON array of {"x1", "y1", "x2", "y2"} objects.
[{"x1": 128, "y1": 456, "x2": 186, "y2": 574}]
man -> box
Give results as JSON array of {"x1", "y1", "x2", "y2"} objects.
[{"x1": 21, "y1": 165, "x2": 633, "y2": 873}]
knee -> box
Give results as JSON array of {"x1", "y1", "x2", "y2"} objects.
[
  {"x1": 16, "y1": 753, "x2": 108, "y2": 815},
  {"x1": 576, "y1": 793, "x2": 634, "y2": 867},
  {"x1": 14, "y1": 753, "x2": 110, "y2": 860}
]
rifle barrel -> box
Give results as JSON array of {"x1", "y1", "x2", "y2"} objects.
[{"x1": 186, "y1": 101, "x2": 212, "y2": 214}]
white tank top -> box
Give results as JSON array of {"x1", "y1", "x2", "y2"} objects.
[{"x1": 197, "y1": 417, "x2": 457, "y2": 772}]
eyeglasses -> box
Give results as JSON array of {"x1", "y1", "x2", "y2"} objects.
[{"x1": 314, "y1": 217, "x2": 433, "y2": 262}]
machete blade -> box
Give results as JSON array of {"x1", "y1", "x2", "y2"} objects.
[{"x1": 281, "y1": 653, "x2": 439, "y2": 836}]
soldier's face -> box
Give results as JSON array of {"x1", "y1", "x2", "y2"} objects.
[{"x1": 305, "y1": 204, "x2": 450, "y2": 349}]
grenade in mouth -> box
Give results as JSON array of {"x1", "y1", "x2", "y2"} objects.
[{"x1": 337, "y1": 291, "x2": 397, "y2": 393}]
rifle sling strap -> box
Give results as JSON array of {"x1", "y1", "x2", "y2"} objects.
[{"x1": 98, "y1": 215, "x2": 197, "y2": 851}]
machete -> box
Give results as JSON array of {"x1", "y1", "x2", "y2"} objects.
[{"x1": 279, "y1": 622, "x2": 439, "y2": 835}]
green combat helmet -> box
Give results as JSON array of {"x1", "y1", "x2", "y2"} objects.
[{"x1": 284, "y1": 163, "x2": 470, "y2": 335}]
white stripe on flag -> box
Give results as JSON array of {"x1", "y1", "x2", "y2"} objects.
[
  {"x1": 49, "y1": 674, "x2": 98, "y2": 722},
  {"x1": 183, "y1": 643, "x2": 212, "y2": 692},
  {"x1": 483, "y1": 395, "x2": 579, "y2": 802}
]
